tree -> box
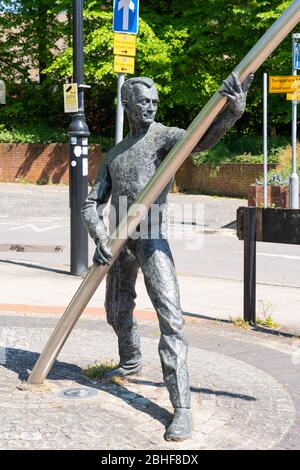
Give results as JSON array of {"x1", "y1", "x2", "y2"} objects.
[
  {"x1": 0, "y1": 1, "x2": 68, "y2": 83},
  {"x1": 0, "y1": 0, "x2": 297, "y2": 137}
]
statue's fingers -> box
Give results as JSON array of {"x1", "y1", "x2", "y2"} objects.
[
  {"x1": 220, "y1": 90, "x2": 236, "y2": 101},
  {"x1": 220, "y1": 80, "x2": 232, "y2": 94},
  {"x1": 101, "y1": 243, "x2": 112, "y2": 259},
  {"x1": 93, "y1": 253, "x2": 103, "y2": 266},
  {"x1": 231, "y1": 72, "x2": 242, "y2": 93},
  {"x1": 242, "y1": 73, "x2": 255, "y2": 93},
  {"x1": 96, "y1": 247, "x2": 110, "y2": 265}
]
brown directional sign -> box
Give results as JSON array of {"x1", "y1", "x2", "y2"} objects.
[
  {"x1": 114, "y1": 55, "x2": 135, "y2": 74},
  {"x1": 269, "y1": 75, "x2": 300, "y2": 93},
  {"x1": 113, "y1": 33, "x2": 136, "y2": 57}
]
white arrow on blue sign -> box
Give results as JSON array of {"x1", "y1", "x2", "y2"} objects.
[
  {"x1": 294, "y1": 43, "x2": 300, "y2": 70},
  {"x1": 113, "y1": 0, "x2": 139, "y2": 34}
]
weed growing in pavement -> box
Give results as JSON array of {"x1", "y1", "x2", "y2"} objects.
[
  {"x1": 257, "y1": 300, "x2": 279, "y2": 329},
  {"x1": 229, "y1": 316, "x2": 251, "y2": 330},
  {"x1": 82, "y1": 359, "x2": 125, "y2": 385}
]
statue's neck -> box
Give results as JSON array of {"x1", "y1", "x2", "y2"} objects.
[{"x1": 128, "y1": 119, "x2": 153, "y2": 138}]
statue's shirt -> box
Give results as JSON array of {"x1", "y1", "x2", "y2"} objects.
[
  {"x1": 82, "y1": 122, "x2": 185, "y2": 240},
  {"x1": 106, "y1": 122, "x2": 185, "y2": 231}
]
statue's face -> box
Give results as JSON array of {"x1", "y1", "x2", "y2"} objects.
[{"x1": 128, "y1": 84, "x2": 159, "y2": 128}]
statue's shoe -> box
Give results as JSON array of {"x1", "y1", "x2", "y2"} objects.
[
  {"x1": 164, "y1": 408, "x2": 192, "y2": 441},
  {"x1": 103, "y1": 364, "x2": 142, "y2": 379}
]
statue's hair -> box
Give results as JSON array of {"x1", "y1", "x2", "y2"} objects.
[{"x1": 121, "y1": 77, "x2": 155, "y2": 103}]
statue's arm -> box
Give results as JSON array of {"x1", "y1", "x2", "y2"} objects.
[
  {"x1": 191, "y1": 72, "x2": 254, "y2": 154},
  {"x1": 192, "y1": 108, "x2": 240, "y2": 153},
  {"x1": 81, "y1": 155, "x2": 112, "y2": 244}
]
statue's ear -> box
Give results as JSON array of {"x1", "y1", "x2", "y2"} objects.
[{"x1": 122, "y1": 99, "x2": 129, "y2": 112}]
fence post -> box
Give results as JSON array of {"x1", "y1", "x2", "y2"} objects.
[{"x1": 244, "y1": 207, "x2": 257, "y2": 325}]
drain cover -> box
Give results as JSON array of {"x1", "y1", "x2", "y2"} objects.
[{"x1": 57, "y1": 387, "x2": 98, "y2": 400}]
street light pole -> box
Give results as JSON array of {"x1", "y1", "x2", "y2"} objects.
[
  {"x1": 68, "y1": 0, "x2": 90, "y2": 276},
  {"x1": 290, "y1": 33, "x2": 300, "y2": 209}
]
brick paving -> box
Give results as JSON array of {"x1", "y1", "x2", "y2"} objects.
[{"x1": 0, "y1": 313, "x2": 299, "y2": 450}]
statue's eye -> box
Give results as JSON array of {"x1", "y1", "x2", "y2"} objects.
[{"x1": 140, "y1": 99, "x2": 147, "y2": 105}]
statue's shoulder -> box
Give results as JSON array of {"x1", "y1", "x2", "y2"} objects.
[
  {"x1": 152, "y1": 122, "x2": 170, "y2": 135},
  {"x1": 106, "y1": 136, "x2": 130, "y2": 160},
  {"x1": 154, "y1": 122, "x2": 185, "y2": 147},
  {"x1": 154, "y1": 122, "x2": 185, "y2": 138}
]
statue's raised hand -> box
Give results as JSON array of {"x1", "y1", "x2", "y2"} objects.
[
  {"x1": 219, "y1": 72, "x2": 254, "y2": 118},
  {"x1": 93, "y1": 236, "x2": 112, "y2": 266}
]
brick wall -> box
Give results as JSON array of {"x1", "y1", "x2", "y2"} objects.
[
  {"x1": 173, "y1": 157, "x2": 278, "y2": 198},
  {"x1": 0, "y1": 143, "x2": 104, "y2": 185},
  {"x1": 0, "y1": 143, "x2": 277, "y2": 197}
]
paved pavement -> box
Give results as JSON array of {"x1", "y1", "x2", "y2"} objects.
[
  {"x1": 0, "y1": 313, "x2": 299, "y2": 450},
  {"x1": 0, "y1": 183, "x2": 300, "y2": 449}
]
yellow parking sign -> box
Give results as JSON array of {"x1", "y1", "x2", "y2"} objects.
[
  {"x1": 114, "y1": 55, "x2": 135, "y2": 74},
  {"x1": 113, "y1": 33, "x2": 136, "y2": 57}
]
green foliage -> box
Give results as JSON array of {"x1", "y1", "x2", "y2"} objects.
[
  {"x1": 0, "y1": 1, "x2": 67, "y2": 83},
  {"x1": 257, "y1": 165, "x2": 300, "y2": 186},
  {"x1": 256, "y1": 315, "x2": 279, "y2": 328},
  {"x1": 256, "y1": 299, "x2": 279, "y2": 328},
  {"x1": 0, "y1": 123, "x2": 114, "y2": 150},
  {"x1": 0, "y1": 123, "x2": 68, "y2": 143},
  {"x1": 192, "y1": 135, "x2": 288, "y2": 166},
  {"x1": 0, "y1": 1, "x2": 298, "y2": 138}
]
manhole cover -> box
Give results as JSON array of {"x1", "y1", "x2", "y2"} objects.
[{"x1": 57, "y1": 387, "x2": 98, "y2": 400}]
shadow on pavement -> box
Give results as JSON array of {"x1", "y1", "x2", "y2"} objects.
[
  {"x1": 183, "y1": 311, "x2": 298, "y2": 339},
  {"x1": 0, "y1": 258, "x2": 69, "y2": 275},
  {"x1": 1, "y1": 347, "x2": 172, "y2": 427},
  {"x1": 130, "y1": 378, "x2": 256, "y2": 402}
]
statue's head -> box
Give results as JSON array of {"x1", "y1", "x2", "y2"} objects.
[{"x1": 121, "y1": 77, "x2": 159, "y2": 129}]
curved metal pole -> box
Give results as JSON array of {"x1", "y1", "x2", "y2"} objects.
[{"x1": 28, "y1": 0, "x2": 300, "y2": 384}]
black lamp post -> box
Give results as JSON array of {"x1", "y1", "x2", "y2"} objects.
[{"x1": 68, "y1": 0, "x2": 90, "y2": 276}]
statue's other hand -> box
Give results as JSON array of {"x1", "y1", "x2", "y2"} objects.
[
  {"x1": 93, "y1": 237, "x2": 112, "y2": 266},
  {"x1": 219, "y1": 72, "x2": 254, "y2": 117}
]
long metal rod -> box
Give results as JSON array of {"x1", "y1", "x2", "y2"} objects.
[
  {"x1": 28, "y1": 0, "x2": 300, "y2": 384},
  {"x1": 263, "y1": 73, "x2": 268, "y2": 208}
]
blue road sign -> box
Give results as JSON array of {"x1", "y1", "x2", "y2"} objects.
[
  {"x1": 113, "y1": 0, "x2": 139, "y2": 34},
  {"x1": 294, "y1": 42, "x2": 300, "y2": 70}
]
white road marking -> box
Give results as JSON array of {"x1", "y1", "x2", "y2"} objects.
[
  {"x1": 257, "y1": 252, "x2": 300, "y2": 261},
  {"x1": 9, "y1": 224, "x2": 61, "y2": 233}
]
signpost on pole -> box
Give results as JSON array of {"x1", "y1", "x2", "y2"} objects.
[
  {"x1": 263, "y1": 73, "x2": 268, "y2": 208},
  {"x1": 290, "y1": 33, "x2": 300, "y2": 209},
  {"x1": 113, "y1": 0, "x2": 139, "y2": 144}
]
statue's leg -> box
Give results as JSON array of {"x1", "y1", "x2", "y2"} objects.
[
  {"x1": 136, "y1": 238, "x2": 192, "y2": 440},
  {"x1": 104, "y1": 244, "x2": 142, "y2": 376}
]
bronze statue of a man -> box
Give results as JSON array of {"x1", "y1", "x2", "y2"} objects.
[{"x1": 82, "y1": 73, "x2": 253, "y2": 441}]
